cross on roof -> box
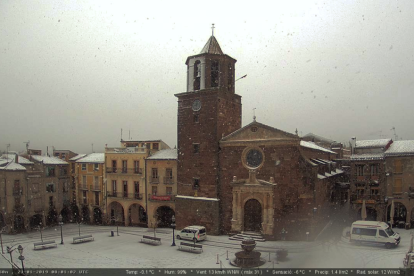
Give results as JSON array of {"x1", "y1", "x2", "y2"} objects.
[{"x1": 212, "y1": 23, "x2": 215, "y2": 36}]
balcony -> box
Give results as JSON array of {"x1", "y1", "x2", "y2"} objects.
[
  {"x1": 13, "y1": 189, "x2": 23, "y2": 196},
  {"x1": 106, "y1": 167, "x2": 142, "y2": 174},
  {"x1": 163, "y1": 177, "x2": 174, "y2": 185},
  {"x1": 350, "y1": 194, "x2": 382, "y2": 204},
  {"x1": 90, "y1": 185, "x2": 101, "y2": 191},
  {"x1": 150, "y1": 177, "x2": 159, "y2": 184},
  {"x1": 106, "y1": 192, "x2": 143, "y2": 200},
  {"x1": 148, "y1": 194, "x2": 175, "y2": 202},
  {"x1": 356, "y1": 176, "x2": 365, "y2": 181},
  {"x1": 78, "y1": 185, "x2": 88, "y2": 190}
]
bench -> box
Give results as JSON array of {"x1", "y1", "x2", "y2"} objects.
[
  {"x1": 141, "y1": 235, "x2": 161, "y2": 245},
  {"x1": 34, "y1": 240, "x2": 57, "y2": 250},
  {"x1": 178, "y1": 242, "x2": 203, "y2": 253},
  {"x1": 73, "y1": 235, "x2": 94, "y2": 244}
]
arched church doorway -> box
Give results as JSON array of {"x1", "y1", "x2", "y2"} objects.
[
  {"x1": 244, "y1": 199, "x2": 262, "y2": 232},
  {"x1": 155, "y1": 206, "x2": 175, "y2": 228}
]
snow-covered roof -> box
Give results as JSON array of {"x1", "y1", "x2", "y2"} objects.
[
  {"x1": 176, "y1": 195, "x2": 219, "y2": 201},
  {"x1": 300, "y1": 141, "x2": 336, "y2": 154},
  {"x1": 147, "y1": 149, "x2": 177, "y2": 160},
  {"x1": 69, "y1": 154, "x2": 87, "y2": 161},
  {"x1": 0, "y1": 162, "x2": 26, "y2": 171},
  {"x1": 385, "y1": 140, "x2": 414, "y2": 157},
  {"x1": 76, "y1": 153, "x2": 105, "y2": 163},
  {"x1": 1, "y1": 154, "x2": 33, "y2": 165},
  {"x1": 351, "y1": 153, "x2": 384, "y2": 160},
  {"x1": 355, "y1": 139, "x2": 392, "y2": 149},
  {"x1": 302, "y1": 133, "x2": 334, "y2": 144},
  {"x1": 31, "y1": 155, "x2": 68, "y2": 165},
  {"x1": 317, "y1": 174, "x2": 326, "y2": 180},
  {"x1": 200, "y1": 35, "x2": 223, "y2": 55}
]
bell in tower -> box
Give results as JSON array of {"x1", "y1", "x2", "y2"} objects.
[{"x1": 185, "y1": 25, "x2": 237, "y2": 93}]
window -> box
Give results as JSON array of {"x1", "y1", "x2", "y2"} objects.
[
  {"x1": 112, "y1": 160, "x2": 117, "y2": 172},
  {"x1": 83, "y1": 176, "x2": 87, "y2": 185},
  {"x1": 152, "y1": 168, "x2": 158, "y2": 180},
  {"x1": 33, "y1": 183, "x2": 39, "y2": 193},
  {"x1": 46, "y1": 183, "x2": 55, "y2": 193},
  {"x1": 94, "y1": 176, "x2": 99, "y2": 187},
  {"x1": 166, "y1": 187, "x2": 173, "y2": 195},
  {"x1": 153, "y1": 143, "x2": 159, "y2": 150},
  {"x1": 95, "y1": 192, "x2": 99, "y2": 206},
  {"x1": 123, "y1": 181, "x2": 128, "y2": 197},
  {"x1": 356, "y1": 165, "x2": 364, "y2": 176},
  {"x1": 395, "y1": 160, "x2": 403, "y2": 173},
  {"x1": 122, "y1": 160, "x2": 127, "y2": 173},
  {"x1": 370, "y1": 164, "x2": 379, "y2": 176},
  {"x1": 394, "y1": 178, "x2": 402, "y2": 194},
  {"x1": 194, "y1": 114, "x2": 199, "y2": 123},
  {"x1": 134, "y1": 181, "x2": 139, "y2": 193},
  {"x1": 46, "y1": 167, "x2": 55, "y2": 177},
  {"x1": 112, "y1": 180, "x2": 117, "y2": 196},
  {"x1": 83, "y1": 191, "x2": 87, "y2": 204},
  {"x1": 193, "y1": 143, "x2": 200, "y2": 154},
  {"x1": 193, "y1": 178, "x2": 200, "y2": 190},
  {"x1": 166, "y1": 168, "x2": 173, "y2": 179},
  {"x1": 60, "y1": 167, "x2": 67, "y2": 176},
  {"x1": 55, "y1": 153, "x2": 60, "y2": 157},
  {"x1": 49, "y1": 196, "x2": 54, "y2": 207},
  {"x1": 61, "y1": 153, "x2": 66, "y2": 159},
  {"x1": 82, "y1": 164, "x2": 86, "y2": 171},
  {"x1": 152, "y1": 186, "x2": 157, "y2": 195},
  {"x1": 379, "y1": 230, "x2": 388, "y2": 237},
  {"x1": 211, "y1": 60, "x2": 219, "y2": 87},
  {"x1": 227, "y1": 63, "x2": 233, "y2": 90},
  {"x1": 94, "y1": 163, "x2": 99, "y2": 171},
  {"x1": 194, "y1": 60, "x2": 201, "y2": 90},
  {"x1": 134, "y1": 161, "x2": 140, "y2": 173},
  {"x1": 13, "y1": 180, "x2": 21, "y2": 196}
]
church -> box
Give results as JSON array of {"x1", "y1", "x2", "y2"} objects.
[{"x1": 174, "y1": 31, "x2": 345, "y2": 240}]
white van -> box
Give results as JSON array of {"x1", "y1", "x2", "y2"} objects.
[
  {"x1": 350, "y1": 221, "x2": 401, "y2": 248},
  {"x1": 176, "y1": 226, "x2": 207, "y2": 242}
]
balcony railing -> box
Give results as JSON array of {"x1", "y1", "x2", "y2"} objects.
[
  {"x1": 107, "y1": 192, "x2": 143, "y2": 200},
  {"x1": 13, "y1": 189, "x2": 23, "y2": 196},
  {"x1": 79, "y1": 185, "x2": 88, "y2": 190},
  {"x1": 106, "y1": 167, "x2": 143, "y2": 174},
  {"x1": 148, "y1": 194, "x2": 175, "y2": 202},
  {"x1": 150, "y1": 177, "x2": 159, "y2": 184},
  {"x1": 351, "y1": 194, "x2": 382, "y2": 203},
  {"x1": 163, "y1": 177, "x2": 174, "y2": 185},
  {"x1": 90, "y1": 185, "x2": 101, "y2": 191}
]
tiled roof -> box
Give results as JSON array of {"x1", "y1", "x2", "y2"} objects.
[
  {"x1": 76, "y1": 153, "x2": 105, "y2": 163},
  {"x1": 147, "y1": 149, "x2": 177, "y2": 160},
  {"x1": 355, "y1": 139, "x2": 392, "y2": 149},
  {"x1": 200, "y1": 36, "x2": 223, "y2": 55},
  {"x1": 31, "y1": 155, "x2": 68, "y2": 165},
  {"x1": 385, "y1": 140, "x2": 414, "y2": 156},
  {"x1": 300, "y1": 141, "x2": 336, "y2": 154}
]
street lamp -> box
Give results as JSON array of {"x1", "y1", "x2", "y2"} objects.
[
  {"x1": 17, "y1": 245, "x2": 25, "y2": 275},
  {"x1": 171, "y1": 215, "x2": 176, "y2": 246},
  {"x1": 38, "y1": 222, "x2": 43, "y2": 242},
  {"x1": 58, "y1": 214, "x2": 64, "y2": 244},
  {"x1": 78, "y1": 218, "x2": 83, "y2": 236}
]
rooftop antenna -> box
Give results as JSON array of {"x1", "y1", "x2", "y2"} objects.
[
  {"x1": 121, "y1": 128, "x2": 123, "y2": 141},
  {"x1": 23, "y1": 141, "x2": 30, "y2": 153},
  {"x1": 211, "y1": 23, "x2": 215, "y2": 36},
  {"x1": 6, "y1": 144, "x2": 10, "y2": 155},
  {"x1": 391, "y1": 127, "x2": 398, "y2": 141},
  {"x1": 92, "y1": 143, "x2": 94, "y2": 153},
  {"x1": 253, "y1": 108, "x2": 256, "y2": 122},
  {"x1": 295, "y1": 129, "x2": 298, "y2": 136},
  {"x1": 129, "y1": 130, "x2": 130, "y2": 140}
]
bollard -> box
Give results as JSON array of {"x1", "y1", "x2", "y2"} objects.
[
  {"x1": 226, "y1": 250, "x2": 229, "y2": 260},
  {"x1": 220, "y1": 261, "x2": 222, "y2": 270},
  {"x1": 268, "y1": 252, "x2": 271, "y2": 262},
  {"x1": 111, "y1": 231, "x2": 114, "y2": 237},
  {"x1": 216, "y1": 254, "x2": 219, "y2": 264}
]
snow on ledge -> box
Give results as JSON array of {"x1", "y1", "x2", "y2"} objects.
[{"x1": 176, "y1": 195, "x2": 220, "y2": 201}]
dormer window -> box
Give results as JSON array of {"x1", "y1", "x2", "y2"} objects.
[
  {"x1": 211, "y1": 60, "x2": 219, "y2": 87},
  {"x1": 194, "y1": 60, "x2": 201, "y2": 91}
]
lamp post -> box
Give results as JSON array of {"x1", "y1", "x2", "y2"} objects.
[
  {"x1": 17, "y1": 245, "x2": 25, "y2": 275},
  {"x1": 78, "y1": 218, "x2": 83, "y2": 236},
  {"x1": 7, "y1": 246, "x2": 13, "y2": 263},
  {"x1": 58, "y1": 214, "x2": 64, "y2": 244},
  {"x1": 38, "y1": 222, "x2": 43, "y2": 242},
  {"x1": 0, "y1": 227, "x2": 5, "y2": 254},
  {"x1": 171, "y1": 215, "x2": 176, "y2": 246}
]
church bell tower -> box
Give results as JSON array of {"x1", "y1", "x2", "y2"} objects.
[{"x1": 174, "y1": 27, "x2": 242, "y2": 233}]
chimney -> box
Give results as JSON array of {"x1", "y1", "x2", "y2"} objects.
[{"x1": 14, "y1": 153, "x2": 19, "y2": 164}]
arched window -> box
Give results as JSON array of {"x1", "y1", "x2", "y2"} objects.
[
  {"x1": 211, "y1": 60, "x2": 219, "y2": 87},
  {"x1": 227, "y1": 63, "x2": 233, "y2": 91},
  {"x1": 194, "y1": 60, "x2": 201, "y2": 91}
]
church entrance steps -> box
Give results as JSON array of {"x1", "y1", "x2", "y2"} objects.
[{"x1": 229, "y1": 232, "x2": 266, "y2": 242}]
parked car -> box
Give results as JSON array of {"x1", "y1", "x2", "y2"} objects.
[{"x1": 176, "y1": 226, "x2": 207, "y2": 242}]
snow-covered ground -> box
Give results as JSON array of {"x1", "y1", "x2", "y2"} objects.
[{"x1": 0, "y1": 224, "x2": 411, "y2": 269}]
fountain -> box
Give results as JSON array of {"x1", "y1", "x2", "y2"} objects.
[{"x1": 230, "y1": 238, "x2": 266, "y2": 267}]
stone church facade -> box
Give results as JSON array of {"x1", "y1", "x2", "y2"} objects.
[{"x1": 174, "y1": 34, "x2": 344, "y2": 240}]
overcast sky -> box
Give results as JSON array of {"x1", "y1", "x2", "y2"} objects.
[{"x1": 1, "y1": 0, "x2": 413, "y2": 154}]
